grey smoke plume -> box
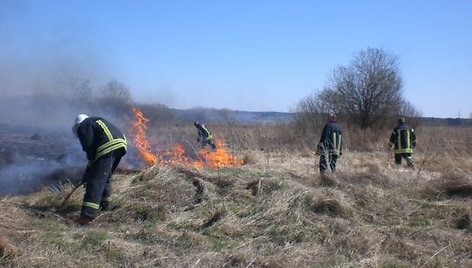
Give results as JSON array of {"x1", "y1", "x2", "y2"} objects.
[{"x1": 0, "y1": 40, "x2": 133, "y2": 195}]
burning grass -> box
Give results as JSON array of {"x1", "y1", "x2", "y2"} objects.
[{"x1": 131, "y1": 108, "x2": 243, "y2": 169}]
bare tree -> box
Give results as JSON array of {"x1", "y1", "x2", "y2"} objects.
[
  {"x1": 399, "y1": 100, "x2": 422, "y2": 128},
  {"x1": 292, "y1": 91, "x2": 332, "y2": 147},
  {"x1": 97, "y1": 80, "x2": 133, "y2": 114},
  {"x1": 70, "y1": 79, "x2": 93, "y2": 106},
  {"x1": 138, "y1": 103, "x2": 176, "y2": 126},
  {"x1": 324, "y1": 48, "x2": 404, "y2": 129},
  {"x1": 294, "y1": 91, "x2": 330, "y2": 131}
]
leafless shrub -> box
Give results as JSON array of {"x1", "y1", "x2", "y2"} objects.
[
  {"x1": 336, "y1": 171, "x2": 390, "y2": 187},
  {"x1": 241, "y1": 152, "x2": 259, "y2": 165},
  {"x1": 310, "y1": 196, "x2": 351, "y2": 218},
  {"x1": 245, "y1": 178, "x2": 282, "y2": 196},
  {"x1": 423, "y1": 172, "x2": 472, "y2": 199},
  {"x1": 0, "y1": 234, "x2": 18, "y2": 259},
  {"x1": 319, "y1": 174, "x2": 338, "y2": 187},
  {"x1": 455, "y1": 214, "x2": 471, "y2": 231}
]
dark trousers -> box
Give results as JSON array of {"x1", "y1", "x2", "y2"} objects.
[
  {"x1": 81, "y1": 150, "x2": 124, "y2": 219},
  {"x1": 319, "y1": 154, "x2": 338, "y2": 174},
  {"x1": 202, "y1": 139, "x2": 217, "y2": 150},
  {"x1": 394, "y1": 153, "x2": 414, "y2": 168}
]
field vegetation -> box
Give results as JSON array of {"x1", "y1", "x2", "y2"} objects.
[{"x1": 1, "y1": 121, "x2": 471, "y2": 267}]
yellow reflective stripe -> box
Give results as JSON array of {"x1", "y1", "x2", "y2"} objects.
[
  {"x1": 396, "y1": 129, "x2": 412, "y2": 153},
  {"x1": 83, "y1": 201, "x2": 100, "y2": 210},
  {"x1": 337, "y1": 134, "x2": 342, "y2": 153},
  {"x1": 329, "y1": 133, "x2": 341, "y2": 155},
  {"x1": 406, "y1": 130, "x2": 410, "y2": 149},
  {"x1": 395, "y1": 148, "x2": 413, "y2": 154},
  {"x1": 332, "y1": 133, "x2": 338, "y2": 154},
  {"x1": 94, "y1": 119, "x2": 127, "y2": 160},
  {"x1": 397, "y1": 130, "x2": 401, "y2": 149},
  {"x1": 96, "y1": 140, "x2": 127, "y2": 160},
  {"x1": 97, "y1": 138, "x2": 127, "y2": 153},
  {"x1": 96, "y1": 120, "x2": 113, "y2": 141},
  {"x1": 97, "y1": 143, "x2": 127, "y2": 158},
  {"x1": 202, "y1": 126, "x2": 212, "y2": 140}
]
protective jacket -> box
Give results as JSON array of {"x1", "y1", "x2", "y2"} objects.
[
  {"x1": 76, "y1": 117, "x2": 127, "y2": 161},
  {"x1": 318, "y1": 121, "x2": 343, "y2": 156},
  {"x1": 389, "y1": 122, "x2": 416, "y2": 154},
  {"x1": 196, "y1": 123, "x2": 213, "y2": 142}
]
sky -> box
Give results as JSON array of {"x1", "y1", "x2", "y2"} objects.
[{"x1": 1, "y1": 0, "x2": 471, "y2": 118}]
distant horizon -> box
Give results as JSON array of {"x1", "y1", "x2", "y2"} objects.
[{"x1": 1, "y1": 92, "x2": 471, "y2": 120}]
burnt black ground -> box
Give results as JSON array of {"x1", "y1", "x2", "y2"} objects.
[{"x1": 0, "y1": 124, "x2": 85, "y2": 195}]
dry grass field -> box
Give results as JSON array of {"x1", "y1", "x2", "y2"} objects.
[{"x1": 0, "y1": 123, "x2": 471, "y2": 267}]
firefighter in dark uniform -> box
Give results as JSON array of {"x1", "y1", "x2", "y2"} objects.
[
  {"x1": 72, "y1": 114, "x2": 127, "y2": 225},
  {"x1": 389, "y1": 117, "x2": 416, "y2": 168},
  {"x1": 194, "y1": 121, "x2": 216, "y2": 150},
  {"x1": 316, "y1": 113, "x2": 343, "y2": 175}
]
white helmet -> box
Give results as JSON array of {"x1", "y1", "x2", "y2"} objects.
[{"x1": 72, "y1": 114, "x2": 89, "y2": 137}]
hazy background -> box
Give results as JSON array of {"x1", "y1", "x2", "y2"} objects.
[{"x1": 1, "y1": 0, "x2": 471, "y2": 124}]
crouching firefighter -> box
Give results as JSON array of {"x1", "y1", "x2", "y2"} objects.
[
  {"x1": 72, "y1": 114, "x2": 127, "y2": 225},
  {"x1": 194, "y1": 121, "x2": 217, "y2": 150}
]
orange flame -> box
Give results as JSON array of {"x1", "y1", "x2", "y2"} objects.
[
  {"x1": 130, "y1": 107, "x2": 242, "y2": 169},
  {"x1": 195, "y1": 139, "x2": 243, "y2": 168},
  {"x1": 131, "y1": 108, "x2": 157, "y2": 166},
  {"x1": 161, "y1": 143, "x2": 191, "y2": 165}
]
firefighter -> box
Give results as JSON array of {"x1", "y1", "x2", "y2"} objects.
[
  {"x1": 194, "y1": 121, "x2": 216, "y2": 150},
  {"x1": 316, "y1": 113, "x2": 343, "y2": 175},
  {"x1": 72, "y1": 114, "x2": 127, "y2": 225},
  {"x1": 389, "y1": 117, "x2": 416, "y2": 168}
]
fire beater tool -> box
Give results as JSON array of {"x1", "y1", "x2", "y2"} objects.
[{"x1": 58, "y1": 181, "x2": 85, "y2": 211}]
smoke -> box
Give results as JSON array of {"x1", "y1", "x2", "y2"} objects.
[
  {"x1": 0, "y1": 2, "x2": 150, "y2": 196},
  {"x1": 0, "y1": 157, "x2": 87, "y2": 196},
  {"x1": 0, "y1": 45, "x2": 116, "y2": 129}
]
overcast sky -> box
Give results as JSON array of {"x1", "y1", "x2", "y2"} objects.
[{"x1": 1, "y1": 0, "x2": 471, "y2": 118}]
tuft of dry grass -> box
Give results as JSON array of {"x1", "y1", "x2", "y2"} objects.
[
  {"x1": 0, "y1": 234, "x2": 18, "y2": 259},
  {"x1": 241, "y1": 152, "x2": 259, "y2": 165},
  {"x1": 423, "y1": 172, "x2": 472, "y2": 199}
]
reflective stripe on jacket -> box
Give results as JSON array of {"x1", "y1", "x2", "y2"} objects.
[
  {"x1": 319, "y1": 121, "x2": 343, "y2": 156},
  {"x1": 77, "y1": 117, "x2": 128, "y2": 161},
  {"x1": 390, "y1": 123, "x2": 416, "y2": 154},
  {"x1": 95, "y1": 120, "x2": 127, "y2": 160},
  {"x1": 197, "y1": 124, "x2": 213, "y2": 141}
]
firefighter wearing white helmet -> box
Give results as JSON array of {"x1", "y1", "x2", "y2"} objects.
[{"x1": 72, "y1": 114, "x2": 127, "y2": 225}]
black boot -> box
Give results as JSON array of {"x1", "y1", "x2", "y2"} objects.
[{"x1": 100, "y1": 201, "x2": 112, "y2": 211}]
